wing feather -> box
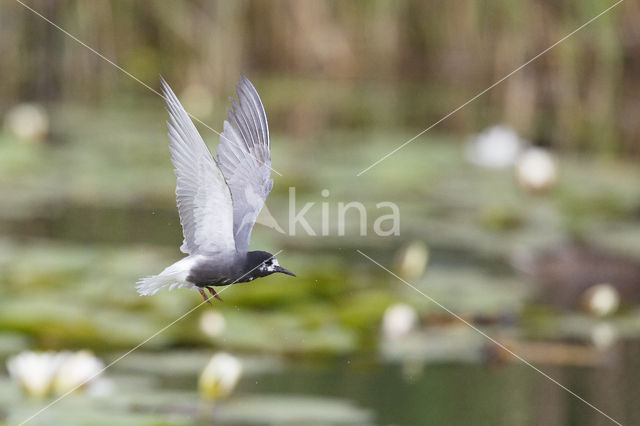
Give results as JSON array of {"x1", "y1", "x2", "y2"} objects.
[
  {"x1": 216, "y1": 76, "x2": 273, "y2": 253},
  {"x1": 161, "y1": 78, "x2": 236, "y2": 255}
]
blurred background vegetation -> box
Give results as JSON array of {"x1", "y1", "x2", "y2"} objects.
[
  {"x1": 2, "y1": 0, "x2": 639, "y2": 155},
  {"x1": 0, "y1": 1, "x2": 639, "y2": 425}
]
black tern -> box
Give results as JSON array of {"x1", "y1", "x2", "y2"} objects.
[{"x1": 137, "y1": 76, "x2": 295, "y2": 303}]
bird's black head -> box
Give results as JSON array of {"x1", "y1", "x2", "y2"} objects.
[{"x1": 246, "y1": 251, "x2": 296, "y2": 279}]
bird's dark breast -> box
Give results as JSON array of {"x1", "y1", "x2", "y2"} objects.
[{"x1": 187, "y1": 255, "x2": 251, "y2": 287}]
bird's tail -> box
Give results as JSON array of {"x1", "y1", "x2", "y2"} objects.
[
  {"x1": 136, "y1": 257, "x2": 196, "y2": 296},
  {"x1": 136, "y1": 274, "x2": 182, "y2": 296}
]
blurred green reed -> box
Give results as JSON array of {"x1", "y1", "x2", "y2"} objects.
[{"x1": 0, "y1": 0, "x2": 636, "y2": 156}]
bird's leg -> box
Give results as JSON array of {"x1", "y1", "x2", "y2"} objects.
[
  {"x1": 198, "y1": 288, "x2": 212, "y2": 304},
  {"x1": 206, "y1": 286, "x2": 223, "y2": 301}
]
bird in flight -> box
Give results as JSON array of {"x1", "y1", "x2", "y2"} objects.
[{"x1": 137, "y1": 76, "x2": 295, "y2": 303}]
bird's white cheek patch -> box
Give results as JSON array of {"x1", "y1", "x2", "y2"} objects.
[{"x1": 265, "y1": 259, "x2": 279, "y2": 272}]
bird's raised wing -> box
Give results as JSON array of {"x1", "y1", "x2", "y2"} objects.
[
  {"x1": 161, "y1": 78, "x2": 236, "y2": 255},
  {"x1": 216, "y1": 76, "x2": 273, "y2": 253}
]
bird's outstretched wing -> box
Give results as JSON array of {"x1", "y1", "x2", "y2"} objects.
[
  {"x1": 216, "y1": 76, "x2": 273, "y2": 253},
  {"x1": 161, "y1": 78, "x2": 236, "y2": 255}
]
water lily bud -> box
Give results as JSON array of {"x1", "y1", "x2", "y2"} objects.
[
  {"x1": 199, "y1": 352, "x2": 242, "y2": 400},
  {"x1": 4, "y1": 103, "x2": 50, "y2": 144},
  {"x1": 582, "y1": 284, "x2": 620, "y2": 317},
  {"x1": 515, "y1": 147, "x2": 557, "y2": 192},
  {"x1": 199, "y1": 310, "x2": 227, "y2": 337},
  {"x1": 396, "y1": 241, "x2": 429, "y2": 281},
  {"x1": 382, "y1": 304, "x2": 417, "y2": 339}
]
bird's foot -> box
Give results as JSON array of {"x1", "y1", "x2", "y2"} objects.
[
  {"x1": 206, "y1": 286, "x2": 223, "y2": 301},
  {"x1": 198, "y1": 288, "x2": 212, "y2": 304}
]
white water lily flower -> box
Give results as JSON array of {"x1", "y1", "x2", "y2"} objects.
[
  {"x1": 466, "y1": 125, "x2": 525, "y2": 168},
  {"x1": 53, "y1": 350, "x2": 105, "y2": 395},
  {"x1": 382, "y1": 304, "x2": 418, "y2": 339},
  {"x1": 6, "y1": 351, "x2": 67, "y2": 398},
  {"x1": 199, "y1": 352, "x2": 243, "y2": 400},
  {"x1": 6, "y1": 350, "x2": 106, "y2": 398}
]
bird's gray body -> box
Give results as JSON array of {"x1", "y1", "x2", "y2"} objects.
[
  {"x1": 136, "y1": 76, "x2": 293, "y2": 298},
  {"x1": 187, "y1": 250, "x2": 285, "y2": 287},
  {"x1": 186, "y1": 253, "x2": 244, "y2": 287}
]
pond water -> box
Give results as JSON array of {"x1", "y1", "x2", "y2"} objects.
[
  {"x1": 1, "y1": 105, "x2": 639, "y2": 425},
  {"x1": 247, "y1": 351, "x2": 640, "y2": 425},
  {"x1": 3, "y1": 346, "x2": 639, "y2": 425}
]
